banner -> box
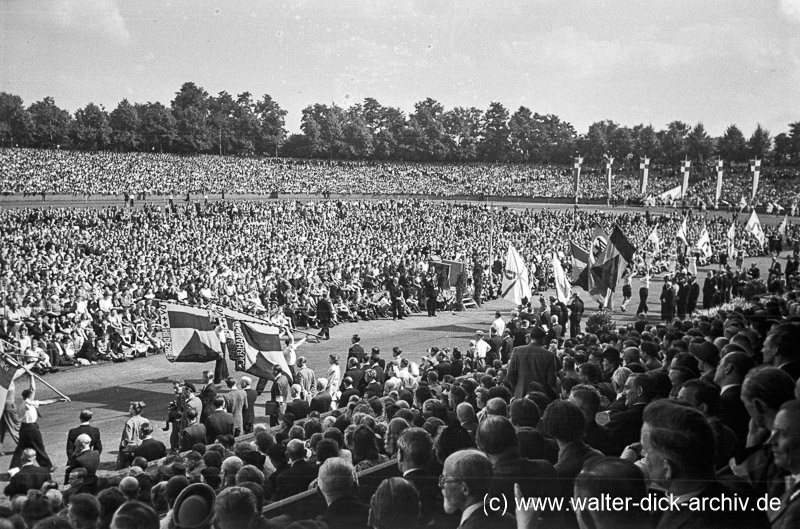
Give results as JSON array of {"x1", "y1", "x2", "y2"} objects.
[
  {"x1": 639, "y1": 157, "x2": 650, "y2": 195},
  {"x1": 750, "y1": 158, "x2": 761, "y2": 201},
  {"x1": 570, "y1": 241, "x2": 590, "y2": 291},
  {"x1": 715, "y1": 158, "x2": 724, "y2": 207},
  {"x1": 573, "y1": 156, "x2": 583, "y2": 200},
  {"x1": 552, "y1": 252, "x2": 571, "y2": 303},
  {"x1": 0, "y1": 355, "x2": 18, "y2": 418},
  {"x1": 501, "y1": 245, "x2": 532, "y2": 306},
  {"x1": 604, "y1": 155, "x2": 614, "y2": 199},
  {"x1": 727, "y1": 220, "x2": 737, "y2": 257},
  {"x1": 680, "y1": 159, "x2": 691, "y2": 199},
  {"x1": 233, "y1": 320, "x2": 290, "y2": 381},
  {"x1": 647, "y1": 226, "x2": 660, "y2": 254},
  {"x1": 158, "y1": 303, "x2": 223, "y2": 363},
  {"x1": 745, "y1": 210, "x2": 765, "y2": 246},
  {"x1": 779, "y1": 215, "x2": 789, "y2": 245}
]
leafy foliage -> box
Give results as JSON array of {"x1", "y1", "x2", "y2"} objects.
[{"x1": 585, "y1": 310, "x2": 616, "y2": 336}]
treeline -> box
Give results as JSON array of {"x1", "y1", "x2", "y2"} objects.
[{"x1": 1, "y1": 82, "x2": 800, "y2": 165}]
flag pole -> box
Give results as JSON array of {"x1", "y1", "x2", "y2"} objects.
[{"x1": 0, "y1": 342, "x2": 70, "y2": 400}]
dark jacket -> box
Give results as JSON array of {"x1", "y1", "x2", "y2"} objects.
[
  {"x1": 133, "y1": 438, "x2": 167, "y2": 462},
  {"x1": 273, "y1": 459, "x2": 319, "y2": 500},
  {"x1": 66, "y1": 424, "x2": 102, "y2": 462},
  {"x1": 4, "y1": 465, "x2": 52, "y2": 497},
  {"x1": 204, "y1": 410, "x2": 234, "y2": 444},
  {"x1": 65, "y1": 449, "x2": 100, "y2": 484}
]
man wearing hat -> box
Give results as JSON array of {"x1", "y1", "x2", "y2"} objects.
[{"x1": 507, "y1": 326, "x2": 558, "y2": 400}]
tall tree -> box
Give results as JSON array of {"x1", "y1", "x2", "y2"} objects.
[
  {"x1": 254, "y1": 94, "x2": 287, "y2": 156},
  {"x1": 0, "y1": 92, "x2": 31, "y2": 147},
  {"x1": 208, "y1": 91, "x2": 237, "y2": 156},
  {"x1": 171, "y1": 82, "x2": 212, "y2": 153},
  {"x1": 444, "y1": 106, "x2": 482, "y2": 162},
  {"x1": 109, "y1": 99, "x2": 141, "y2": 151},
  {"x1": 631, "y1": 124, "x2": 660, "y2": 161},
  {"x1": 479, "y1": 102, "x2": 510, "y2": 162},
  {"x1": 405, "y1": 98, "x2": 451, "y2": 161},
  {"x1": 747, "y1": 123, "x2": 772, "y2": 159},
  {"x1": 581, "y1": 120, "x2": 617, "y2": 163},
  {"x1": 716, "y1": 124, "x2": 747, "y2": 163},
  {"x1": 686, "y1": 122, "x2": 712, "y2": 162},
  {"x1": 137, "y1": 102, "x2": 176, "y2": 153},
  {"x1": 773, "y1": 132, "x2": 793, "y2": 164},
  {"x1": 790, "y1": 121, "x2": 800, "y2": 163},
  {"x1": 27, "y1": 97, "x2": 72, "y2": 148},
  {"x1": 608, "y1": 126, "x2": 634, "y2": 161},
  {"x1": 508, "y1": 106, "x2": 535, "y2": 162},
  {"x1": 659, "y1": 121, "x2": 691, "y2": 164},
  {"x1": 341, "y1": 104, "x2": 374, "y2": 159}
]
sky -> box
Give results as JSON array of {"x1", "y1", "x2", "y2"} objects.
[{"x1": 2, "y1": 0, "x2": 799, "y2": 137}]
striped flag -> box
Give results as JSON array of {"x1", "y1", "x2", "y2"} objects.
[
  {"x1": 639, "y1": 157, "x2": 650, "y2": 195},
  {"x1": 680, "y1": 158, "x2": 691, "y2": 198},
  {"x1": 745, "y1": 210, "x2": 765, "y2": 247},
  {"x1": 501, "y1": 245, "x2": 532, "y2": 305},
  {"x1": 232, "y1": 321, "x2": 290, "y2": 381},
  {"x1": 570, "y1": 241, "x2": 590, "y2": 290},
  {"x1": 750, "y1": 158, "x2": 761, "y2": 201},
  {"x1": 715, "y1": 158, "x2": 724, "y2": 207},
  {"x1": 0, "y1": 355, "x2": 19, "y2": 424},
  {"x1": 158, "y1": 303, "x2": 223, "y2": 363},
  {"x1": 552, "y1": 252, "x2": 572, "y2": 303}
]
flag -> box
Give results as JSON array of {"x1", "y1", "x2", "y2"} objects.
[
  {"x1": 233, "y1": 320, "x2": 290, "y2": 381},
  {"x1": 158, "y1": 303, "x2": 223, "y2": 363},
  {"x1": 745, "y1": 210, "x2": 765, "y2": 246},
  {"x1": 676, "y1": 218, "x2": 688, "y2": 245},
  {"x1": 695, "y1": 225, "x2": 712, "y2": 258},
  {"x1": 0, "y1": 355, "x2": 20, "y2": 422},
  {"x1": 647, "y1": 226, "x2": 661, "y2": 253},
  {"x1": 680, "y1": 159, "x2": 691, "y2": 198},
  {"x1": 573, "y1": 156, "x2": 583, "y2": 198},
  {"x1": 501, "y1": 245, "x2": 532, "y2": 305},
  {"x1": 552, "y1": 252, "x2": 572, "y2": 303},
  {"x1": 715, "y1": 158, "x2": 724, "y2": 206},
  {"x1": 727, "y1": 220, "x2": 737, "y2": 257},
  {"x1": 569, "y1": 241, "x2": 590, "y2": 290},
  {"x1": 659, "y1": 185, "x2": 682, "y2": 202},
  {"x1": 739, "y1": 195, "x2": 748, "y2": 211},
  {"x1": 639, "y1": 157, "x2": 650, "y2": 195},
  {"x1": 779, "y1": 215, "x2": 789, "y2": 245},
  {"x1": 589, "y1": 225, "x2": 610, "y2": 265},
  {"x1": 750, "y1": 158, "x2": 761, "y2": 201}
]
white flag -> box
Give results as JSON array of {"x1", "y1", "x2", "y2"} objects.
[
  {"x1": 551, "y1": 252, "x2": 571, "y2": 303},
  {"x1": 501, "y1": 245, "x2": 532, "y2": 306},
  {"x1": 660, "y1": 185, "x2": 682, "y2": 202},
  {"x1": 739, "y1": 196, "x2": 748, "y2": 211},
  {"x1": 779, "y1": 215, "x2": 788, "y2": 244},
  {"x1": 647, "y1": 226, "x2": 660, "y2": 253},
  {"x1": 727, "y1": 221, "x2": 737, "y2": 257},
  {"x1": 695, "y1": 226, "x2": 712, "y2": 258},
  {"x1": 676, "y1": 218, "x2": 688, "y2": 245},
  {"x1": 745, "y1": 210, "x2": 765, "y2": 247}
]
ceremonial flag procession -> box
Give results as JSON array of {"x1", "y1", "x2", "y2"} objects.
[{"x1": 501, "y1": 245, "x2": 532, "y2": 305}]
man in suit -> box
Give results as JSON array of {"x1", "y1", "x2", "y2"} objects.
[
  {"x1": 397, "y1": 428, "x2": 442, "y2": 527},
  {"x1": 763, "y1": 321, "x2": 800, "y2": 380},
  {"x1": 66, "y1": 409, "x2": 102, "y2": 466},
  {"x1": 714, "y1": 350, "x2": 755, "y2": 446},
  {"x1": 132, "y1": 423, "x2": 166, "y2": 463},
  {"x1": 318, "y1": 457, "x2": 371, "y2": 529},
  {"x1": 222, "y1": 376, "x2": 247, "y2": 437},
  {"x1": 4, "y1": 448, "x2": 51, "y2": 497},
  {"x1": 366, "y1": 348, "x2": 386, "y2": 385},
  {"x1": 768, "y1": 400, "x2": 800, "y2": 529},
  {"x1": 347, "y1": 334, "x2": 365, "y2": 365},
  {"x1": 568, "y1": 292, "x2": 584, "y2": 338},
  {"x1": 507, "y1": 327, "x2": 558, "y2": 400},
  {"x1": 605, "y1": 374, "x2": 656, "y2": 456},
  {"x1": 338, "y1": 376, "x2": 360, "y2": 408},
  {"x1": 204, "y1": 396, "x2": 234, "y2": 444},
  {"x1": 272, "y1": 439, "x2": 319, "y2": 500},
  {"x1": 198, "y1": 370, "x2": 217, "y2": 424},
  {"x1": 64, "y1": 433, "x2": 100, "y2": 484},
  {"x1": 240, "y1": 376, "x2": 258, "y2": 434},
  {"x1": 286, "y1": 385, "x2": 310, "y2": 419},
  {"x1": 294, "y1": 356, "x2": 317, "y2": 401},
  {"x1": 316, "y1": 291, "x2": 335, "y2": 340},
  {"x1": 440, "y1": 449, "x2": 515, "y2": 528},
  {"x1": 642, "y1": 400, "x2": 769, "y2": 529},
  {"x1": 179, "y1": 408, "x2": 207, "y2": 452},
  {"x1": 310, "y1": 378, "x2": 332, "y2": 414}
]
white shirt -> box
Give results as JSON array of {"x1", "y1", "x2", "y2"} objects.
[
  {"x1": 492, "y1": 317, "x2": 506, "y2": 336},
  {"x1": 475, "y1": 339, "x2": 490, "y2": 359},
  {"x1": 21, "y1": 399, "x2": 39, "y2": 424}
]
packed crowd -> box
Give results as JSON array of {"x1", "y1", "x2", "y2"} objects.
[
  {"x1": 2, "y1": 148, "x2": 800, "y2": 205},
  {"x1": 4, "y1": 279, "x2": 800, "y2": 528},
  {"x1": 1, "y1": 199, "x2": 796, "y2": 376}
]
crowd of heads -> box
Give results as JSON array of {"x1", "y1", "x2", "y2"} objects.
[{"x1": 2, "y1": 148, "x2": 800, "y2": 205}]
